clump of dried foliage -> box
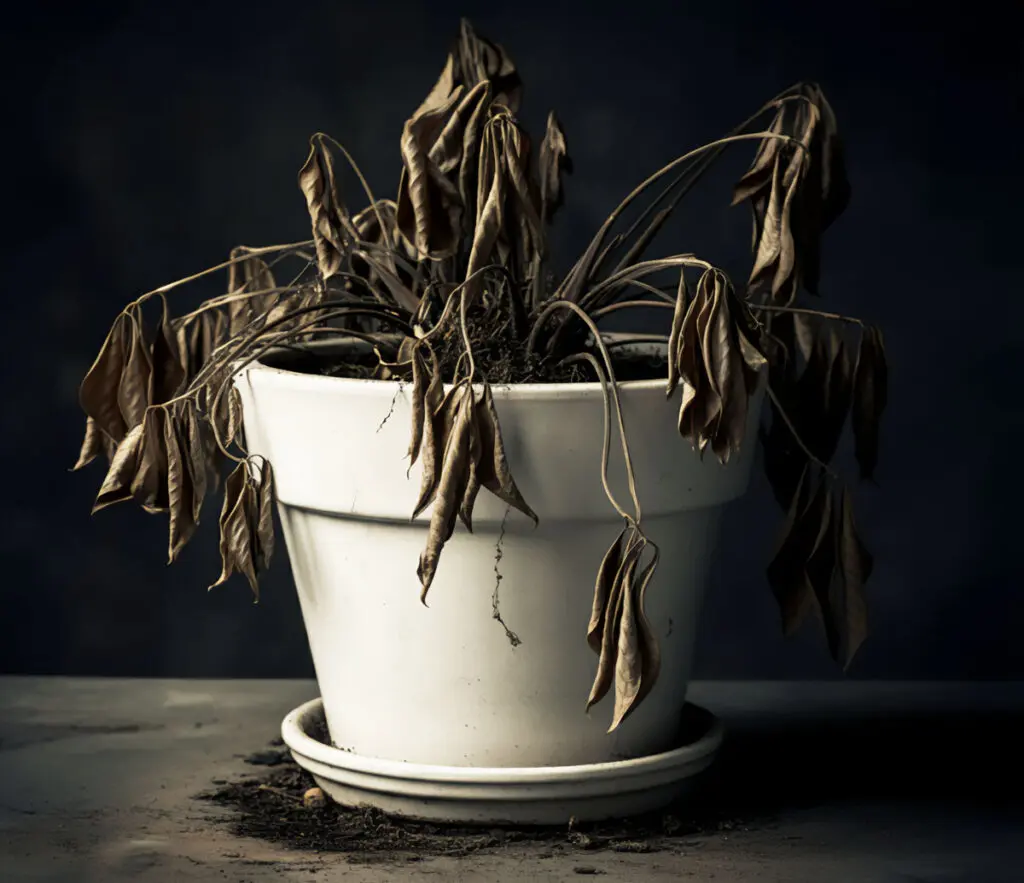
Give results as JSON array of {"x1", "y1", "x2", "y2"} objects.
[{"x1": 74, "y1": 20, "x2": 887, "y2": 731}]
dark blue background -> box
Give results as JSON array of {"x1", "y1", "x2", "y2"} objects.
[{"x1": 4, "y1": 0, "x2": 1021, "y2": 677}]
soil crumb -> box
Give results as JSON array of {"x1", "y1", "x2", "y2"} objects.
[{"x1": 195, "y1": 735, "x2": 750, "y2": 863}]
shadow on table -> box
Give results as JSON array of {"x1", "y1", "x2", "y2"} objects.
[{"x1": 701, "y1": 709, "x2": 1024, "y2": 816}]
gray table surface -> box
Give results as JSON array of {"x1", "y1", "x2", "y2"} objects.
[{"x1": 1, "y1": 678, "x2": 1022, "y2": 882}]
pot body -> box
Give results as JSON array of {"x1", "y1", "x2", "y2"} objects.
[{"x1": 235, "y1": 341, "x2": 762, "y2": 768}]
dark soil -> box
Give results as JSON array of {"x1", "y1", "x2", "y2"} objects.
[
  {"x1": 262, "y1": 300, "x2": 669, "y2": 385},
  {"x1": 194, "y1": 736, "x2": 748, "y2": 863}
]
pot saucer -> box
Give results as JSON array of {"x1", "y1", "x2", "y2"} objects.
[{"x1": 281, "y1": 697, "x2": 723, "y2": 825}]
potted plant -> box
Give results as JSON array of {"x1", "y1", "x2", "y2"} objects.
[{"x1": 73, "y1": 20, "x2": 886, "y2": 818}]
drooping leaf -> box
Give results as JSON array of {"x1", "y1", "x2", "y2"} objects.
[
  {"x1": 538, "y1": 111, "x2": 571, "y2": 220},
  {"x1": 474, "y1": 383, "x2": 537, "y2": 523},
  {"x1": 452, "y1": 18, "x2": 522, "y2": 113},
  {"x1": 416, "y1": 382, "x2": 476, "y2": 601},
  {"x1": 587, "y1": 526, "x2": 629, "y2": 653},
  {"x1": 665, "y1": 271, "x2": 691, "y2": 398},
  {"x1": 92, "y1": 422, "x2": 145, "y2": 514},
  {"x1": 72, "y1": 416, "x2": 105, "y2": 471},
  {"x1": 299, "y1": 135, "x2": 357, "y2": 280},
  {"x1": 164, "y1": 407, "x2": 197, "y2": 563},
  {"x1": 610, "y1": 540, "x2": 661, "y2": 731},
  {"x1": 182, "y1": 406, "x2": 211, "y2": 524},
  {"x1": 209, "y1": 460, "x2": 259, "y2": 598},
  {"x1": 253, "y1": 458, "x2": 276, "y2": 572},
  {"x1": 765, "y1": 466, "x2": 829, "y2": 636},
  {"x1": 149, "y1": 294, "x2": 187, "y2": 404},
  {"x1": 830, "y1": 486, "x2": 872, "y2": 667},
  {"x1": 79, "y1": 313, "x2": 132, "y2": 442},
  {"x1": 117, "y1": 307, "x2": 154, "y2": 430},
  {"x1": 227, "y1": 249, "x2": 278, "y2": 336},
  {"x1": 396, "y1": 86, "x2": 467, "y2": 260},
  {"x1": 851, "y1": 325, "x2": 888, "y2": 481},
  {"x1": 130, "y1": 407, "x2": 170, "y2": 513}
]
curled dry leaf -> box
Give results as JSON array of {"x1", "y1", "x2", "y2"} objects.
[
  {"x1": 830, "y1": 486, "x2": 872, "y2": 667},
  {"x1": 80, "y1": 313, "x2": 132, "y2": 443},
  {"x1": 672, "y1": 270, "x2": 766, "y2": 463},
  {"x1": 416, "y1": 382, "x2": 476, "y2": 601},
  {"x1": 164, "y1": 406, "x2": 196, "y2": 563},
  {"x1": 73, "y1": 416, "x2": 106, "y2": 471},
  {"x1": 412, "y1": 379, "x2": 536, "y2": 603},
  {"x1": 117, "y1": 306, "x2": 154, "y2": 431},
  {"x1": 209, "y1": 459, "x2": 267, "y2": 599},
  {"x1": 453, "y1": 18, "x2": 522, "y2": 113},
  {"x1": 150, "y1": 295, "x2": 187, "y2": 404},
  {"x1": 538, "y1": 111, "x2": 571, "y2": 221},
  {"x1": 851, "y1": 325, "x2": 887, "y2": 481},
  {"x1": 130, "y1": 407, "x2": 170, "y2": 513},
  {"x1": 396, "y1": 85, "x2": 468, "y2": 260},
  {"x1": 92, "y1": 422, "x2": 145, "y2": 514},
  {"x1": 585, "y1": 525, "x2": 662, "y2": 731},
  {"x1": 299, "y1": 135, "x2": 357, "y2": 280}
]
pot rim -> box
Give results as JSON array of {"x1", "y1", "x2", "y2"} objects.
[{"x1": 238, "y1": 333, "x2": 675, "y2": 400}]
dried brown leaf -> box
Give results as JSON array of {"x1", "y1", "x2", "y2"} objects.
[
  {"x1": 453, "y1": 19, "x2": 522, "y2": 113},
  {"x1": 851, "y1": 325, "x2": 887, "y2": 481},
  {"x1": 665, "y1": 272, "x2": 691, "y2": 398},
  {"x1": 164, "y1": 408, "x2": 196, "y2": 564},
  {"x1": 538, "y1": 111, "x2": 571, "y2": 220},
  {"x1": 150, "y1": 294, "x2": 187, "y2": 404},
  {"x1": 417, "y1": 384, "x2": 476, "y2": 601},
  {"x1": 117, "y1": 308, "x2": 154, "y2": 430},
  {"x1": 587, "y1": 526, "x2": 629, "y2": 653},
  {"x1": 299, "y1": 135, "x2": 356, "y2": 280},
  {"x1": 830, "y1": 486, "x2": 871, "y2": 667},
  {"x1": 253, "y1": 459, "x2": 276, "y2": 572},
  {"x1": 475, "y1": 384, "x2": 537, "y2": 523},
  {"x1": 765, "y1": 465, "x2": 825, "y2": 636},
  {"x1": 610, "y1": 540, "x2": 662, "y2": 731},
  {"x1": 209, "y1": 461, "x2": 259, "y2": 598},
  {"x1": 92, "y1": 422, "x2": 145, "y2": 514},
  {"x1": 130, "y1": 407, "x2": 170, "y2": 513},
  {"x1": 80, "y1": 313, "x2": 132, "y2": 442},
  {"x1": 72, "y1": 416, "x2": 105, "y2": 471}
]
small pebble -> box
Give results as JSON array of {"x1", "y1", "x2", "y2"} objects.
[{"x1": 303, "y1": 787, "x2": 327, "y2": 809}]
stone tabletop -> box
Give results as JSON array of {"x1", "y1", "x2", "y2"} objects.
[{"x1": 1, "y1": 678, "x2": 1022, "y2": 882}]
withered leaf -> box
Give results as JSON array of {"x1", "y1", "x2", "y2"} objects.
[
  {"x1": 80, "y1": 313, "x2": 132, "y2": 442},
  {"x1": 150, "y1": 294, "x2": 187, "y2": 405},
  {"x1": 765, "y1": 465, "x2": 827, "y2": 636},
  {"x1": 299, "y1": 135, "x2": 357, "y2": 280},
  {"x1": 732, "y1": 110, "x2": 786, "y2": 206},
  {"x1": 130, "y1": 407, "x2": 170, "y2": 513},
  {"x1": 117, "y1": 307, "x2": 154, "y2": 430},
  {"x1": 475, "y1": 383, "x2": 537, "y2": 524},
  {"x1": 227, "y1": 249, "x2": 278, "y2": 336},
  {"x1": 407, "y1": 341, "x2": 442, "y2": 467},
  {"x1": 253, "y1": 458, "x2": 276, "y2": 572},
  {"x1": 396, "y1": 86, "x2": 466, "y2": 260},
  {"x1": 183, "y1": 406, "x2": 210, "y2": 524},
  {"x1": 610, "y1": 541, "x2": 662, "y2": 731},
  {"x1": 453, "y1": 18, "x2": 522, "y2": 113},
  {"x1": 586, "y1": 542, "x2": 633, "y2": 711},
  {"x1": 164, "y1": 408, "x2": 196, "y2": 564},
  {"x1": 538, "y1": 111, "x2": 571, "y2": 220},
  {"x1": 417, "y1": 383, "x2": 476, "y2": 601},
  {"x1": 795, "y1": 324, "x2": 854, "y2": 465},
  {"x1": 92, "y1": 422, "x2": 145, "y2": 514},
  {"x1": 209, "y1": 461, "x2": 259, "y2": 598},
  {"x1": 851, "y1": 325, "x2": 887, "y2": 481},
  {"x1": 830, "y1": 486, "x2": 871, "y2": 668},
  {"x1": 412, "y1": 381, "x2": 463, "y2": 519},
  {"x1": 587, "y1": 526, "x2": 629, "y2": 654},
  {"x1": 73, "y1": 416, "x2": 105, "y2": 471},
  {"x1": 665, "y1": 271, "x2": 691, "y2": 398}
]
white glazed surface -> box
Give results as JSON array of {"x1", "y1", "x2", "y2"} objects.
[
  {"x1": 235, "y1": 339, "x2": 763, "y2": 767},
  {"x1": 281, "y1": 697, "x2": 723, "y2": 824}
]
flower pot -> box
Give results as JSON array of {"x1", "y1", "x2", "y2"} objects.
[{"x1": 234, "y1": 337, "x2": 763, "y2": 769}]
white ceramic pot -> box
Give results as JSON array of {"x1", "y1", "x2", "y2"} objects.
[{"x1": 234, "y1": 338, "x2": 762, "y2": 769}]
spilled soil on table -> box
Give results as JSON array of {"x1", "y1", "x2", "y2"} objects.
[{"x1": 194, "y1": 735, "x2": 748, "y2": 864}]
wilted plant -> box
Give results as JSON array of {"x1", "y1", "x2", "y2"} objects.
[{"x1": 74, "y1": 20, "x2": 887, "y2": 731}]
